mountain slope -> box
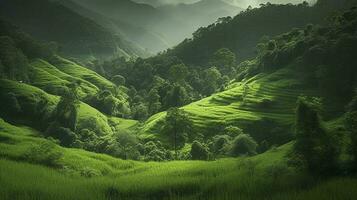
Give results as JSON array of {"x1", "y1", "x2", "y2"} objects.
[
  {"x1": 140, "y1": 67, "x2": 314, "y2": 145},
  {"x1": 68, "y1": 0, "x2": 241, "y2": 53},
  {"x1": 158, "y1": 0, "x2": 242, "y2": 38},
  {"x1": 140, "y1": 4, "x2": 357, "y2": 149},
  {"x1": 0, "y1": 0, "x2": 146, "y2": 59},
  {"x1": 54, "y1": 0, "x2": 156, "y2": 56},
  {"x1": 168, "y1": 0, "x2": 357, "y2": 66}
]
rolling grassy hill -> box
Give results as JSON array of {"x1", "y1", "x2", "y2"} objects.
[
  {"x1": 0, "y1": 52, "x2": 139, "y2": 140},
  {"x1": 139, "y1": 66, "x2": 316, "y2": 146}
]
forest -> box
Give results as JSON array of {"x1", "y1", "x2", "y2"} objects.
[{"x1": 1, "y1": 0, "x2": 357, "y2": 199}]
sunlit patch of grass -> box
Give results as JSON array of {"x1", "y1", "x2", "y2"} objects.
[
  {"x1": 141, "y1": 67, "x2": 316, "y2": 140},
  {"x1": 48, "y1": 56, "x2": 115, "y2": 90}
]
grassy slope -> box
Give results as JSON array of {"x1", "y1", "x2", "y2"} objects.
[
  {"x1": 1, "y1": 118, "x2": 356, "y2": 200},
  {"x1": 29, "y1": 59, "x2": 100, "y2": 98},
  {"x1": 140, "y1": 67, "x2": 315, "y2": 141},
  {"x1": 0, "y1": 79, "x2": 138, "y2": 137},
  {"x1": 48, "y1": 56, "x2": 115, "y2": 90}
]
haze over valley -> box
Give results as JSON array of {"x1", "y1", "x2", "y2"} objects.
[{"x1": 1, "y1": 0, "x2": 357, "y2": 199}]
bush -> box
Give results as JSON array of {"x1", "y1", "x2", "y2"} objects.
[
  {"x1": 143, "y1": 141, "x2": 172, "y2": 161},
  {"x1": 190, "y1": 141, "x2": 209, "y2": 160},
  {"x1": 144, "y1": 149, "x2": 167, "y2": 162},
  {"x1": 230, "y1": 134, "x2": 258, "y2": 156},
  {"x1": 24, "y1": 141, "x2": 63, "y2": 167},
  {"x1": 46, "y1": 125, "x2": 77, "y2": 147},
  {"x1": 211, "y1": 135, "x2": 231, "y2": 155},
  {"x1": 224, "y1": 126, "x2": 243, "y2": 137},
  {"x1": 113, "y1": 132, "x2": 141, "y2": 160}
]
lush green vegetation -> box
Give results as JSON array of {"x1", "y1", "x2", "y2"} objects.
[{"x1": 1, "y1": 0, "x2": 357, "y2": 199}]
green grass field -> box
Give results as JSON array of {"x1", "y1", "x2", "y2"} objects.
[{"x1": 1, "y1": 118, "x2": 356, "y2": 200}]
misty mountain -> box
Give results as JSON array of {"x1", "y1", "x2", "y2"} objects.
[
  {"x1": 0, "y1": 0, "x2": 148, "y2": 59},
  {"x1": 55, "y1": 0, "x2": 166, "y2": 56},
  {"x1": 167, "y1": 0, "x2": 356, "y2": 66},
  {"x1": 133, "y1": 0, "x2": 198, "y2": 7},
  {"x1": 134, "y1": 0, "x2": 317, "y2": 8},
  {"x1": 68, "y1": 0, "x2": 243, "y2": 53},
  {"x1": 158, "y1": 0, "x2": 243, "y2": 33}
]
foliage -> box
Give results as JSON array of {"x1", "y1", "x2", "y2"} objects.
[
  {"x1": 52, "y1": 82, "x2": 80, "y2": 131},
  {"x1": 209, "y1": 48, "x2": 237, "y2": 76},
  {"x1": 112, "y1": 75, "x2": 126, "y2": 86},
  {"x1": 111, "y1": 132, "x2": 140, "y2": 160},
  {"x1": 190, "y1": 140, "x2": 209, "y2": 160},
  {"x1": 230, "y1": 134, "x2": 258, "y2": 156},
  {"x1": 0, "y1": 36, "x2": 29, "y2": 81},
  {"x1": 291, "y1": 96, "x2": 340, "y2": 175},
  {"x1": 163, "y1": 108, "x2": 192, "y2": 158}
]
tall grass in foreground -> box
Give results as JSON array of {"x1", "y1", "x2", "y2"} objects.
[{"x1": 1, "y1": 156, "x2": 357, "y2": 200}]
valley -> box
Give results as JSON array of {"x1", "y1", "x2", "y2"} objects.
[{"x1": 1, "y1": 0, "x2": 357, "y2": 199}]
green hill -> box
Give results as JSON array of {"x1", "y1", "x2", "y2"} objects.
[
  {"x1": 0, "y1": 1, "x2": 357, "y2": 199},
  {"x1": 139, "y1": 4, "x2": 357, "y2": 151},
  {"x1": 139, "y1": 66, "x2": 315, "y2": 145},
  {"x1": 0, "y1": 0, "x2": 147, "y2": 59},
  {"x1": 169, "y1": 0, "x2": 357, "y2": 66}
]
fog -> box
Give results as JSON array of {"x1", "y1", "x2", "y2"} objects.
[{"x1": 134, "y1": 0, "x2": 317, "y2": 8}]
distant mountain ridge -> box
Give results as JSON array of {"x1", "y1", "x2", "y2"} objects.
[
  {"x1": 67, "y1": 0, "x2": 242, "y2": 53},
  {"x1": 0, "y1": 0, "x2": 149, "y2": 59}
]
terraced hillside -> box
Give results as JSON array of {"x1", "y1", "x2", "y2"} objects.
[{"x1": 140, "y1": 67, "x2": 316, "y2": 144}]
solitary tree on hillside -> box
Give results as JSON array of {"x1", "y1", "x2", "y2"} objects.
[
  {"x1": 54, "y1": 81, "x2": 80, "y2": 131},
  {"x1": 163, "y1": 107, "x2": 192, "y2": 159},
  {"x1": 292, "y1": 96, "x2": 339, "y2": 175}
]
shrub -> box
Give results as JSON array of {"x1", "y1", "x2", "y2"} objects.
[
  {"x1": 224, "y1": 126, "x2": 243, "y2": 137},
  {"x1": 211, "y1": 135, "x2": 231, "y2": 154},
  {"x1": 46, "y1": 124, "x2": 77, "y2": 147},
  {"x1": 230, "y1": 134, "x2": 258, "y2": 156},
  {"x1": 113, "y1": 132, "x2": 141, "y2": 160},
  {"x1": 190, "y1": 141, "x2": 209, "y2": 160},
  {"x1": 144, "y1": 149, "x2": 167, "y2": 162}
]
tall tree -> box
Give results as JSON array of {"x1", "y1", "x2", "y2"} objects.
[
  {"x1": 54, "y1": 81, "x2": 80, "y2": 131},
  {"x1": 292, "y1": 96, "x2": 339, "y2": 175},
  {"x1": 163, "y1": 108, "x2": 192, "y2": 159},
  {"x1": 147, "y1": 88, "x2": 161, "y2": 115}
]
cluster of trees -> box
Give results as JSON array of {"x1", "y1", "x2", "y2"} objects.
[
  {"x1": 159, "y1": 108, "x2": 261, "y2": 161},
  {"x1": 290, "y1": 93, "x2": 357, "y2": 176},
  {"x1": 0, "y1": 19, "x2": 57, "y2": 82},
  {"x1": 90, "y1": 47, "x2": 236, "y2": 121}
]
